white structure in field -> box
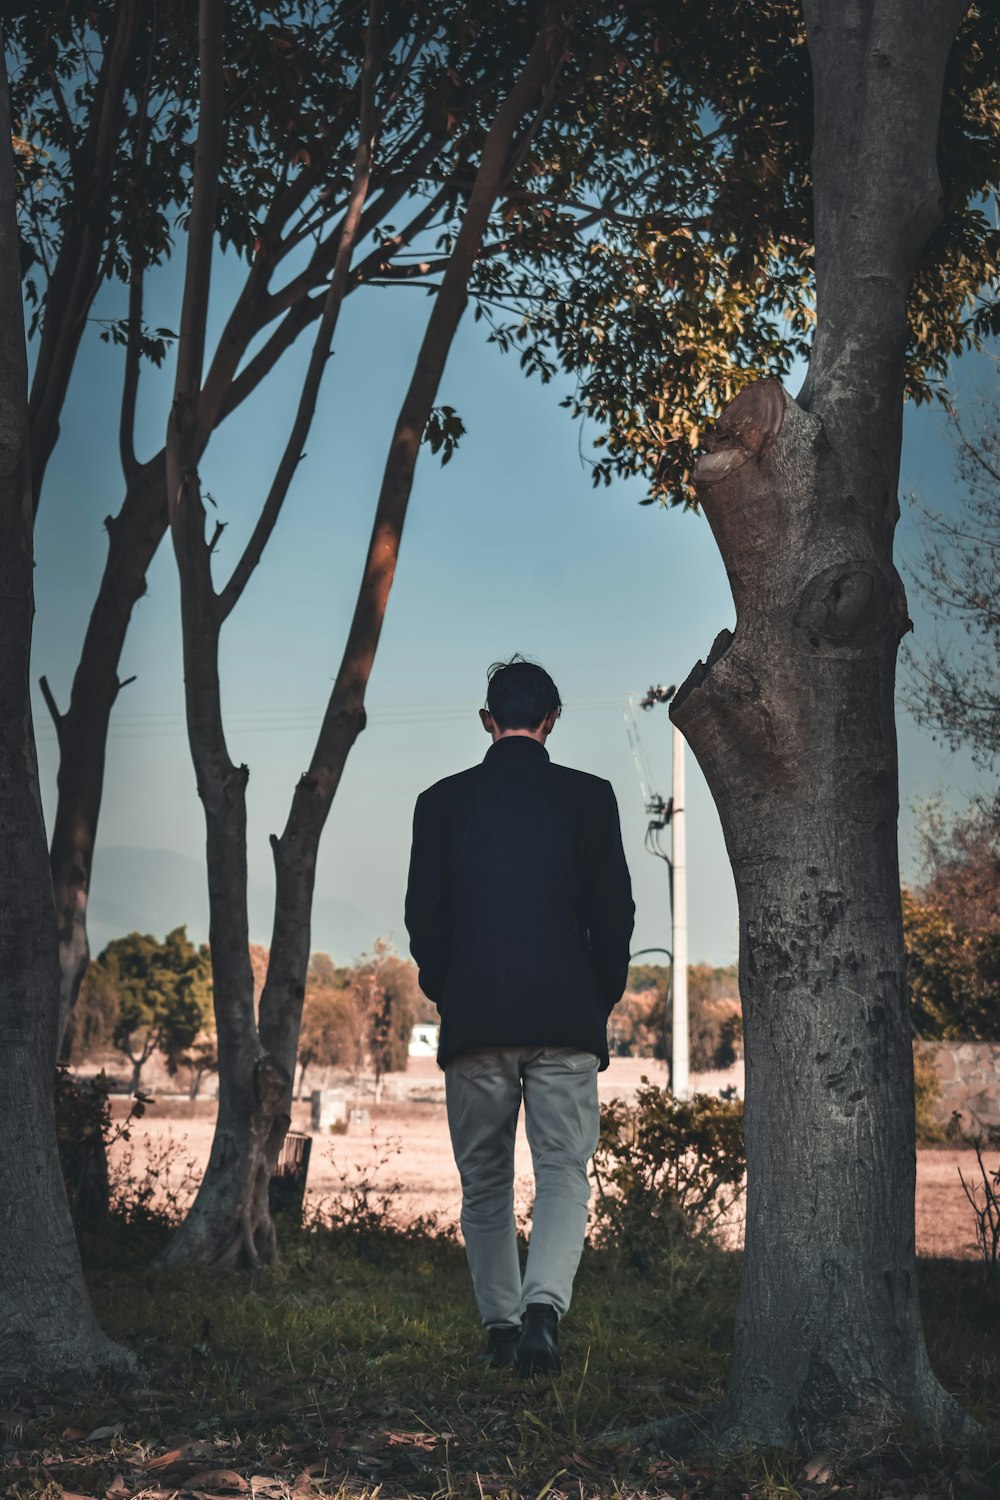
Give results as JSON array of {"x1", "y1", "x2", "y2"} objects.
[{"x1": 409, "y1": 1023, "x2": 440, "y2": 1056}]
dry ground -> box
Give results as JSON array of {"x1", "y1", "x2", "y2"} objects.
[{"x1": 105, "y1": 1055, "x2": 996, "y2": 1259}]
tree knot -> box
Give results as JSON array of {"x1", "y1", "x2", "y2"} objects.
[{"x1": 694, "y1": 379, "x2": 787, "y2": 487}]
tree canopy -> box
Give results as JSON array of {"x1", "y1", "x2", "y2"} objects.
[
  {"x1": 12, "y1": 1, "x2": 1000, "y2": 510},
  {"x1": 92, "y1": 926, "x2": 213, "y2": 1087}
]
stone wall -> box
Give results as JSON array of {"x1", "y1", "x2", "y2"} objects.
[{"x1": 915, "y1": 1040, "x2": 1000, "y2": 1134}]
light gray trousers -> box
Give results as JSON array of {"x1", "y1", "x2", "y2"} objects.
[{"x1": 444, "y1": 1046, "x2": 601, "y2": 1327}]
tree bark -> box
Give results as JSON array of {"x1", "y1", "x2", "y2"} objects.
[
  {"x1": 47, "y1": 456, "x2": 166, "y2": 1056},
  {"x1": 0, "y1": 43, "x2": 131, "y2": 1387},
  {"x1": 666, "y1": 0, "x2": 976, "y2": 1449}
]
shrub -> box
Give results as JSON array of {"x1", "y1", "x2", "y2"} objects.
[
  {"x1": 55, "y1": 1067, "x2": 114, "y2": 1228},
  {"x1": 959, "y1": 1128, "x2": 1000, "y2": 1303},
  {"x1": 590, "y1": 1080, "x2": 746, "y2": 1270},
  {"x1": 913, "y1": 1046, "x2": 950, "y2": 1145}
]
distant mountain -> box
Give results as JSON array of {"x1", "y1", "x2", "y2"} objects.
[{"x1": 88, "y1": 846, "x2": 376, "y2": 963}]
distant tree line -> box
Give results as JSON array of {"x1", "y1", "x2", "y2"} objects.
[
  {"x1": 69, "y1": 934, "x2": 427, "y2": 1097},
  {"x1": 68, "y1": 856, "x2": 1000, "y2": 1100},
  {"x1": 613, "y1": 964, "x2": 743, "y2": 1072}
]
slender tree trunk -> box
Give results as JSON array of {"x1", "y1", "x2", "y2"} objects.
[
  {"x1": 47, "y1": 459, "x2": 166, "y2": 1055},
  {"x1": 159, "y1": 1, "x2": 563, "y2": 1267},
  {"x1": 40, "y1": 20, "x2": 518, "y2": 1056},
  {"x1": 0, "y1": 46, "x2": 131, "y2": 1386},
  {"x1": 129, "y1": 1053, "x2": 145, "y2": 1095},
  {"x1": 665, "y1": 0, "x2": 975, "y2": 1449},
  {"x1": 254, "y1": 1, "x2": 566, "y2": 1232}
]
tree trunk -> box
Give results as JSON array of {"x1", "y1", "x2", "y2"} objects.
[
  {"x1": 158, "y1": 1, "x2": 564, "y2": 1267},
  {"x1": 664, "y1": 0, "x2": 975, "y2": 1448},
  {"x1": 47, "y1": 459, "x2": 167, "y2": 1056},
  {"x1": 672, "y1": 382, "x2": 967, "y2": 1446},
  {"x1": 253, "y1": 0, "x2": 567, "y2": 1225},
  {"x1": 0, "y1": 45, "x2": 131, "y2": 1386}
]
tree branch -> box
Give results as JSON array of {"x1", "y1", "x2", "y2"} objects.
[
  {"x1": 118, "y1": 267, "x2": 144, "y2": 483},
  {"x1": 39, "y1": 675, "x2": 64, "y2": 737},
  {"x1": 171, "y1": 2, "x2": 225, "y2": 427},
  {"x1": 217, "y1": 0, "x2": 384, "y2": 622},
  {"x1": 28, "y1": 0, "x2": 141, "y2": 510}
]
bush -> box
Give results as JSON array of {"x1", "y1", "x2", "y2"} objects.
[
  {"x1": 590, "y1": 1079, "x2": 746, "y2": 1270},
  {"x1": 55, "y1": 1067, "x2": 113, "y2": 1228},
  {"x1": 912, "y1": 1046, "x2": 950, "y2": 1145}
]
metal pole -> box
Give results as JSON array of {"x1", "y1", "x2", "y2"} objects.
[{"x1": 671, "y1": 724, "x2": 689, "y2": 1098}]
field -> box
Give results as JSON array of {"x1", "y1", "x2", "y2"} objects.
[{"x1": 106, "y1": 1056, "x2": 995, "y2": 1261}]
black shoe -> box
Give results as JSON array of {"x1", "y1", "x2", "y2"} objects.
[
  {"x1": 517, "y1": 1302, "x2": 560, "y2": 1378},
  {"x1": 478, "y1": 1323, "x2": 520, "y2": 1369}
]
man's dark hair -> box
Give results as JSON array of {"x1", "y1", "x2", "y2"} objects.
[{"x1": 486, "y1": 655, "x2": 562, "y2": 731}]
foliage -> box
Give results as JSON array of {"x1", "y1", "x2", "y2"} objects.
[
  {"x1": 349, "y1": 943, "x2": 420, "y2": 1083},
  {"x1": 12, "y1": 2, "x2": 1000, "y2": 516},
  {"x1": 913, "y1": 1046, "x2": 950, "y2": 1147},
  {"x1": 296, "y1": 948, "x2": 422, "y2": 1095},
  {"x1": 66, "y1": 963, "x2": 121, "y2": 1063},
  {"x1": 613, "y1": 964, "x2": 743, "y2": 1069},
  {"x1": 477, "y1": 1, "x2": 1000, "y2": 503},
  {"x1": 903, "y1": 386, "x2": 1000, "y2": 771},
  {"x1": 91, "y1": 926, "x2": 213, "y2": 1088},
  {"x1": 902, "y1": 801, "x2": 1000, "y2": 1040},
  {"x1": 590, "y1": 1080, "x2": 746, "y2": 1270},
  {"x1": 297, "y1": 953, "x2": 359, "y2": 1095},
  {"x1": 54, "y1": 1067, "x2": 151, "y2": 1231}
]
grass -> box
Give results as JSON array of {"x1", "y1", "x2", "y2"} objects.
[{"x1": 1, "y1": 1219, "x2": 999, "y2": 1500}]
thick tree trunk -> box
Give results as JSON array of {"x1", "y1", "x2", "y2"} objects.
[
  {"x1": 0, "y1": 46, "x2": 131, "y2": 1386},
  {"x1": 672, "y1": 383, "x2": 968, "y2": 1446},
  {"x1": 663, "y1": 0, "x2": 975, "y2": 1448}
]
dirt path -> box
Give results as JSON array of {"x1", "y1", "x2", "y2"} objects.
[{"x1": 106, "y1": 1056, "x2": 996, "y2": 1259}]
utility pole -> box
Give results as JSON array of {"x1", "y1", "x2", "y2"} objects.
[
  {"x1": 671, "y1": 724, "x2": 689, "y2": 1099},
  {"x1": 626, "y1": 683, "x2": 690, "y2": 1095}
]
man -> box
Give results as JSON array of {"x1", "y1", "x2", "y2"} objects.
[{"x1": 404, "y1": 656, "x2": 634, "y2": 1377}]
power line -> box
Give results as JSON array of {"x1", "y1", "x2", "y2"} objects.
[{"x1": 32, "y1": 695, "x2": 628, "y2": 743}]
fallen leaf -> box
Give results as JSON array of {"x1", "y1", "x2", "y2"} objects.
[
  {"x1": 382, "y1": 1431, "x2": 438, "y2": 1451},
  {"x1": 87, "y1": 1424, "x2": 124, "y2": 1442},
  {"x1": 142, "y1": 1449, "x2": 186, "y2": 1472},
  {"x1": 803, "y1": 1453, "x2": 834, "y2": 1484},
  {"x1": 184, "y1": 1471, "x2": 250, "y2": 1493},
  {"x1": 62, "y1": 1427, "x2": 88, "y2": 1440},
  {"x1": 106, "y1": 1476, "x2": 129, "y2": 1497}
]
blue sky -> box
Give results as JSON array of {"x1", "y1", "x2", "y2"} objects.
[{"x1": 29, "y1": 246, "x2": 993, "y2": 967}]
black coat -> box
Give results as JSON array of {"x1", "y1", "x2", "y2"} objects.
[{"x1": 404, "y1": 735, "x2": 635, "y2": 1069}]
